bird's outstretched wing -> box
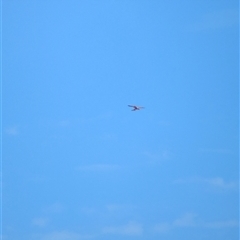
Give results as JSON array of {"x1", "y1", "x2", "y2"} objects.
[{"x1": 128, "y1": 105, "x2": 144, "y2": 110}]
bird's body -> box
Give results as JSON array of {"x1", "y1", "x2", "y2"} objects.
[{"x1": 128, "y1": 105, "x2": 144, "y2": 111}]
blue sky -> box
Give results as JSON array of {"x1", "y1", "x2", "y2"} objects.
[{"x1": 2, "y1": 1, "x2": 239, "y2": 240}]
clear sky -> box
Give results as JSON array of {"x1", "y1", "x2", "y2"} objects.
[{"x1": 2, "y1": 1, "x2": 239, "y2": 240}]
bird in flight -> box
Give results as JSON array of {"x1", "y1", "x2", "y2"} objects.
[{"x1": 128, "y1": 105, "x2": 145, "y2": 111}]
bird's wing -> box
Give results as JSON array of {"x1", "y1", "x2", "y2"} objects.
[{"x1": 128, "y1": 105, "x2": 135, "y2": 107}]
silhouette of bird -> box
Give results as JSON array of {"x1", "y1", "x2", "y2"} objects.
[{"x1": 128, "y1": 105, "x2": 145, "y2": 111}]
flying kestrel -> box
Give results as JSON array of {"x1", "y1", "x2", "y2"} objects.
[{"x1": 128, "y1": 105, "x2": 145, "y2": 111}]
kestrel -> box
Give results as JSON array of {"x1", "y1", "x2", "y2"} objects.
[{"x1": 128, "y1": 105, "x2": 144, "y2": 111}]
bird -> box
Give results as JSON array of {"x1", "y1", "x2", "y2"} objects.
[{"x1": 128, "y1": 105, "x2": 144, "y2": 111}]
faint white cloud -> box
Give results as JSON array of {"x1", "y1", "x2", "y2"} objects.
[
  {"x1": 199, "y1": 148, "x2": 233, "y2": 154},
  {"x1": 106, "y1": 204, "x2": 123, "y2": 212},
  {"x1": 203, "y1": 178, "x2": 238, "y2": 189},
  {"x1": 76, "y1": 164, "x2": 120, "y2": 172},
  {"x1": 58, "y1": 120, "x2": 70, "y2": 127},
  {"x1": 143, "y1": 150, "x2": 171, "y2": 163},
  {"x1": 80, "y1": 113, "x2": 112, "y2": 124},
  {"x1": 158, "y1": 121, "x2": 170, "y2": 127},
  {"x1": 174, "y1": 177, "x2": 238, "y2": 190},
  {"x1": 153, "y1": 213, "x2": 238, "y2": 234},
  {"x1": 204, "y1": 220, "x2": 239, "y2": 228},
  {"x1": 103, "y1": 221, "x2": 143, "y2": 236},
  {"x1": 173, "y1": 178, "x2": 196, "y2": 185},
  {"x1": 153, "y1": 213, "x2": 196, "y2": 234},
  {"x1": 153, "y1": 223, "x2": 171, "y2": 233},
  {"x1": 105, "y1": 203, "x2": 137, "y2": 218},
  {"x1": 173, "y1": 213, "x2": 197, "y2": 227},
  {"x1": 40, "y1": 231, "x2": 93, "y2": 240},
  {"x1": 106, "y1": 204, "x2": 133, "y2": 213},
  {"x1": 32, "y1": 217, "x2": 49, "y2": 227},
  {"x1": 5, "y1": 126, "x2": 19, "y2": 136},
  {"x1": 100, "y1": 133, "x2": 117, "y2": 141},
  {"x1": 80, "y1": 207, "x2": 96, "y2": 216},
  {"x1": 30, "y1": 174, "x2": 48, "y2": 183},
  {"x1": 80, "y1": 203, "x2": 136, "y2": 220},
  {"x1": 189, "y1": 8, "x2": 238, "y2": 31},
  {"x1": 43, "y1": 202, "x2": 64, "y2": 214}
]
